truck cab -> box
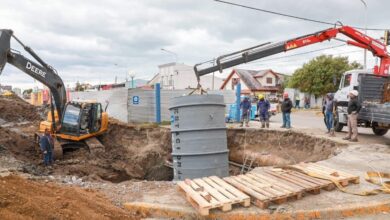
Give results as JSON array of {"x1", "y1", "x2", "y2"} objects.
[{"x1": 334, "y1": 70, "x2": 390, "y2": 135}]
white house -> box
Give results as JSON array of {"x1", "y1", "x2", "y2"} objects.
[{"x1": 148, "y1": 62, "x2": 223, "y2": 90}]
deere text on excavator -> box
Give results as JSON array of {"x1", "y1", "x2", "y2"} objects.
[{"x1": 0, "y1": 29, "x2": 108, "y2": 159}]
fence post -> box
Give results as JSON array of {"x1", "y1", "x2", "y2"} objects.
[
  {"x1": 235, "y1": 83, "x2": 241, "y2": 122},
  {"x1": 155, "y1": 83, "x2": 161, "y2": 124}
]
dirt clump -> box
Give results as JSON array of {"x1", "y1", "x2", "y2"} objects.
[
  {"x1": 0, "y1": 95, "x2": 41, "y2": 123},
  {"x1": 227, "y1": 128, "x2": 344, "y2": 167},
  {"x1": 0, "y1": 175, "x2": 135, "y2": 220}
]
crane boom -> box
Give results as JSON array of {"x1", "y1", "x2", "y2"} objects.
[{"x1": 194, "y1": 25, "x2": 390, "y2": 80}]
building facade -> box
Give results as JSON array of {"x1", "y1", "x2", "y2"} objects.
[
  {"x1": 220, "y1": 69, "x2": 284, "y2": 96},
  {"x1": 148, "y1": 62, "x2": 223, "y2": 90}
]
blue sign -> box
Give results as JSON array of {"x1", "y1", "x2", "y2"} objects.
[{"x1": 132, "y1": 96, "x2": 140, "y2": 105}]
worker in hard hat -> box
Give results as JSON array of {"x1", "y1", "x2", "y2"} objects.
[
  {"x1": 281, "y1": 92, "x2": 293, "y2": 129},
  {"x1": 342, "y1": 90, "x2": 361, "y2": 142},
  {"x1": 257, "y1": 94, "x2": 270, "y2": 128},
  {"x1": 240, "y1": 96, "x2": 251, "y2": 127}
]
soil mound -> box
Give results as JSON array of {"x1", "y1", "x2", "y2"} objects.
[
  {"x1": 0, "y1": 175, "x2": 133, "y2": 220},
  {"x1": 0, "y1": 95, "x2": 41, "y2": 122}
]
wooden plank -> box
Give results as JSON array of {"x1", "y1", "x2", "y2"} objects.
[
  {"x1": 224, "y1": 177, "x2": 269, "y2": 201},
  {"x1": 309, "y1": 163, "x2": 358, "y2": 179},
  {"x1": 289, "y1": 171, "x2": 332, "y2": 185},
  {"x1": 202, "y1": 177, "x2": 241, "y2": 201},
  {"x1": 177, "y1": 182, "x2": 213, "y2": 208},
  {"x1": 308, "y1": 163, "x2": 353, "y2": 178},
  {"x1": 239, "y1": 175, "x2": 286, "y2": 198},
  {"x1": 208, "y1": 176, "x2": 250, "y2": 200},
  {"x1": 291, "y1": 164, "x2": 342, "y2": 182},
  {"x1": 237, "y1": 175, "x2": 280, "y2": 198},
  {"x1": 251, "y1": 172, "x2": 304, "y2": 192},
  {"x1": 246, "y1": 173, "x2": 294, "y2": 195},
  {"x1": 264, "y1": 170, "x2": 319, "y2": 189},
  {"x1": 192, "y1": 178, "x2": 232, "y2": 209}
]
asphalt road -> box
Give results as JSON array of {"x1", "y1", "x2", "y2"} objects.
[{"x1": 264, "y1": 110, "x2": 390, "y2": 145}]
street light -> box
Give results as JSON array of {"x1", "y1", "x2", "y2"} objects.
[
  {"x1": 359, "y1": 0, "x2": 368, "y2": 69},
  {"x1": 161, "y1": 48, "x2": 178, "y2": 63},
  {"x1": 128, "y1": 71, "x2": 136, "y2": 89}
]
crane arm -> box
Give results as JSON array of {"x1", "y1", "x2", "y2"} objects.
[
  {"x1": 194, "y1": 25, "x2": 390, "y2": 80},
  {"x1": 0, "y1": 29, "x2": 67, "y2": 121}
]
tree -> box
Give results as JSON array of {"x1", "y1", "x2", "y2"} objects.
[{"x1": 288, "y1": 55, "x2": 362, "y2": 97}]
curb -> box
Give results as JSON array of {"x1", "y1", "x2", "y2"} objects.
[{"x1": 124, "y1": 199, "x2": 390, "y2": 220}]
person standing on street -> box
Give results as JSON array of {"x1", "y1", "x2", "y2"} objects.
[
  {"x1": 240, "y1": 96, "x2": 252, "y2": 127},
  {"x1": 294, "y1": 95, "x2": 300, "y2": 109},
  {"x1": 257, "y1": 94, "x2": 270, "y2": 128},
  {"x1": 39, "y1": 128, "x2": 54, "y2": 166},
  {"x1": 343, "y1": 90, "x2": 361, "y2": 142},
  {"x1": 281, "y1": 92, "x2": 293, "y2": 129},
  {"x1": 325, "y1": 93, "x2": 335, "y2": 136}
]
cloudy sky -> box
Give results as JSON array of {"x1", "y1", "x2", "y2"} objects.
[{"x1": 0, "y1": 0, "x2": 388, "y2": 89}]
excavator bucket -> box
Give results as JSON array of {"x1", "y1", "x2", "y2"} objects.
[{"x1": 0, "y1": 29, "x2": 12, "y2": 75}]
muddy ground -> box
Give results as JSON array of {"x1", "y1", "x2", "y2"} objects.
[
  {"x1": 0, "y1": 94, "x2": 348, "y2": 219},
  {"x1": 0, "y1": 175, "x2": 133, "y2": 220}
]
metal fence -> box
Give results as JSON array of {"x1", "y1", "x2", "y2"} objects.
[{"x1": 71, "y1": 88, "x2": 235, "y2": 123}]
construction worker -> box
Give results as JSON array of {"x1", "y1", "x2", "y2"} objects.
[
  {"x1": 343, "y1": 90, "x2": 361, "y2": 142},
  {"x1": 324, "y1": 93, "x2": 335, "y2": 136},
  {"x1": 257, "y1": 94, "x2": 270, "y2": 128},
  {"x1": 281, "y1": 92, "x2": 293, "y2": 129},
  {"x1": 39, "y1": 128, "x2": 54, "y2": 166},
  {"x1": 240, "y1": 96, "x2": 251, "y2": 127}
]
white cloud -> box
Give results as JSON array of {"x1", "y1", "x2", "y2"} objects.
[{"x1": 0, "y1": 0, "x2": 388, "y2": 90}]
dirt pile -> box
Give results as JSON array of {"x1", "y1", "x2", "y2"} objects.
[
  {"x1": 227, "y1": 128, "x2": 344, "y2": 167},
  {"x1": 0, "y1": 94, "x2": 41, "y2": 122},
  {"x1": 0, "y1": 175, "x2": 134, "y2": 220}
]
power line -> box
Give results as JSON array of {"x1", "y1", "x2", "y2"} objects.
[{"x1": 214, "y1": 0, "x2": 388, "y2": 31}]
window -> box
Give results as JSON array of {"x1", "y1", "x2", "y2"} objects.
[
  {"x1": 266, "y1": 77, "x2": 273, "y2": 84},
  {"x1": 63, "y1": 105, "x2": 81, "y2": 126},
  {"x1": 343, "y1": 74, "x2": 352, "y2": 88}
]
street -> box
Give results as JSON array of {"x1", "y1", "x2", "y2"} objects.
[{"x1": 261, "y1": 110, "x2": 390, "y2": 145}]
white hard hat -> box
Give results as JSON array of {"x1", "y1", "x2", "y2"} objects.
[{"x1": 349, "y1": 90, "x2": 358, "y2": 97}]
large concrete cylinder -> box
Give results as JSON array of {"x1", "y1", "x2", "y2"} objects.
[{"x1": 169, "y1": 94, "x2": 229, "y2": 181}]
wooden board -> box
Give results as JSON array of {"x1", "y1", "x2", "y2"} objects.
[
  {"x1": 224, "y1": 172, "x2": 303, "y2": 209},
  {"x1": 260, "y1": 169, "x2": 335, "y2": 194},
  {"x1": 177, "y1": 176, "x2": 250, "y2": 216},
  {"x1": 289, "y1": 163, "x2": 360, "y2": 186}
]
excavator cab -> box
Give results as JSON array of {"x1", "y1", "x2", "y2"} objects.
[{"x1": 60, "y1": 101, "x2": 108, "y2": 137}]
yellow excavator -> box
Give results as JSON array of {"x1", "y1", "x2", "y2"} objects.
[{"x1": 0, "y1": 29, "x2": 108, "y2": 158}]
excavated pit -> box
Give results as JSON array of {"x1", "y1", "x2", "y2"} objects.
[
  {"x1": 227, "y1": 128, "x2": 344, "y2": 169},
  {"x1": 0, "y1": 94, "x2": 344, "y2": 183}
]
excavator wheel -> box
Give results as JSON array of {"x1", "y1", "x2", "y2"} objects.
[{"x1": 53, "y1": 139, "x2": 63, "y2": 160}]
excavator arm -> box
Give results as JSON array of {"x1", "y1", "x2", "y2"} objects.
[
  {"x1": 0, "y1": 29, "x2": 67, "y2": 122},
  {"x1": 194, "y1": 25, "x2": 390, "y2": 80}
]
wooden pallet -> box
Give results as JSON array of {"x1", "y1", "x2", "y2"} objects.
[
  {"x1": 259, "y1": 168, "x2": 335, "y2": 194},
  {"x1": 289, "y1": 163, "x2": 360, "y2": 186},
  {"x1": 224, "y1": 172, "x2": 303, "y2": 208},
  {"x1": 177, "y1": 176, "x2": 250, "y2": 216}
]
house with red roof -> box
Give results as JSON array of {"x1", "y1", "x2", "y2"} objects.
[{"x1": 220, "y1": 69, "x2": 285, "y2": 95}]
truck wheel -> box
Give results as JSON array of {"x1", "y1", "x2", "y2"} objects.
[
  {"x1": 333, "y1": 110, "x2": 344, "y2": 132},
  {"x1": 372, "y1": 127, "x2": 388, "y2": 136}
]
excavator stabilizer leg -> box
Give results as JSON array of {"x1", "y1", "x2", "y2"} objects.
[
  {"x1": 84, "y1": 137, "x2": 105, "y2": 155},
  {"x1": 53, "y1": 139, "x2": 63, "y2": 160}
]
